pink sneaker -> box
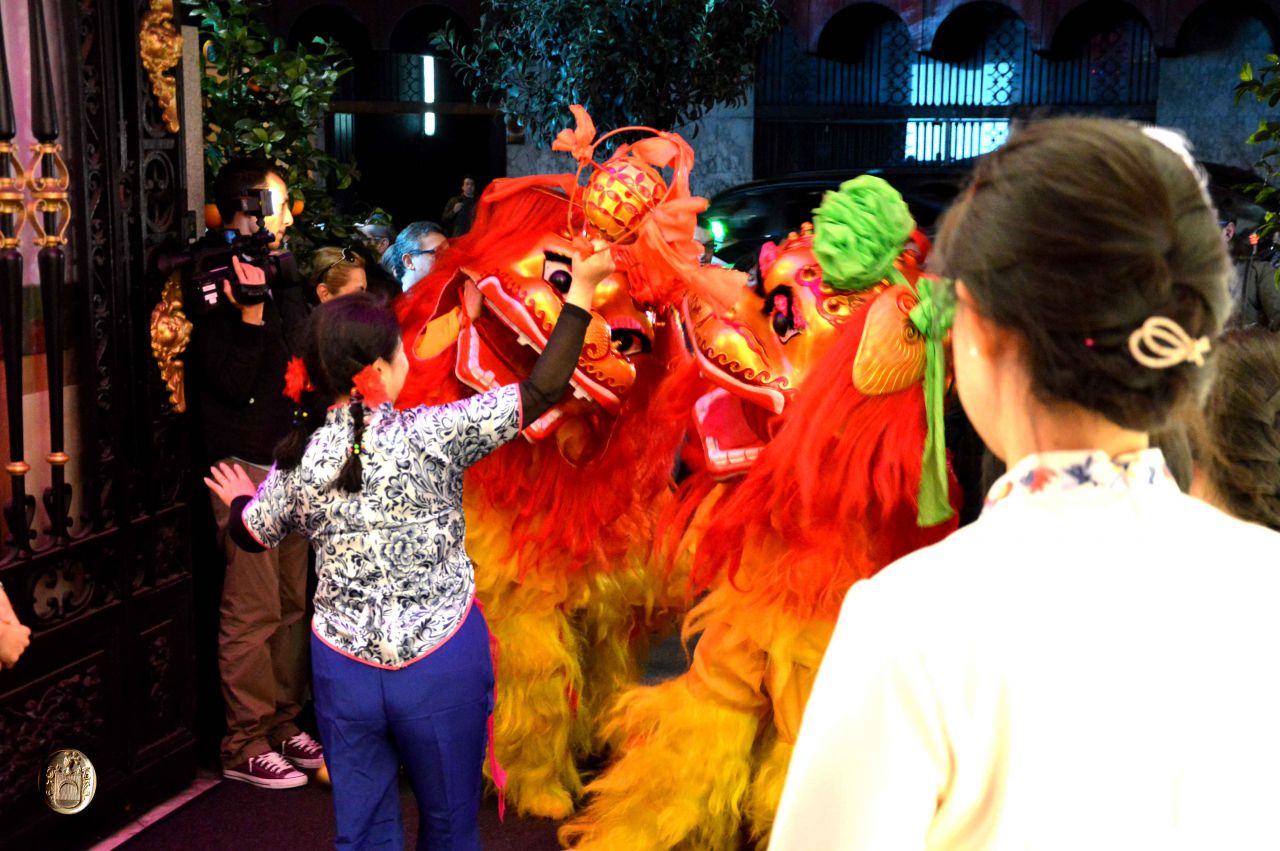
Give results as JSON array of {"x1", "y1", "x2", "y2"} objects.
[
  {"x1": 280, "y1": 731, "x2": 324, "y2": 770},
  {"x1": 223, "y1": 751, "x2": 307, "y2": 789}
]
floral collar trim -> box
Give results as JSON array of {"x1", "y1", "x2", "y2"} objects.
[{"x1": 983, "y1": 449, "x2": 1176, "y2": 513}]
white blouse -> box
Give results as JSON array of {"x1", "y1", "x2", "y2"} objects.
[
  {"x1": 241, "y1": 385, "x2": 522, "y2": 668},
  {"x1": 773, "y1": 449, "x2": 1280, "y2": 850}
]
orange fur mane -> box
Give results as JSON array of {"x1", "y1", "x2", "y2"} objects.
[
  {"x1": 688, "y1": 298, "x2": 961, "y2": 621},
  {"x1": 395, "y1": 178, "x2": 692, "y2": 576}
]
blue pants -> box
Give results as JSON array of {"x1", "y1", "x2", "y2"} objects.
[{"x1": 311, "y1": 605, "x2": 494, "y2": 851}]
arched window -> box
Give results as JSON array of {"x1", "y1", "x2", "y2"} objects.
[{"x1": 754, "y1": 1, "x2": 1163, "y2": 176}]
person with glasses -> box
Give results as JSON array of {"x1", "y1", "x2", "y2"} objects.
[
  {"x1": 381, "y1": 221, "x2": 447, "y2": 292},
  {"x1": 311, "y1": 246, "x2": 368, "y2": 304}
]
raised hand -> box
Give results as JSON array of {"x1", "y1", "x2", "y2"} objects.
[
  {"x1": 565, "y1": 240, "x2": 615, "y2": 311},
  {"x1": 204, "y1": 461, "x2": 258, "y2": 508}
]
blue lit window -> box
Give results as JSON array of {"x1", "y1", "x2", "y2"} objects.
[
  {"x1": 904, "y1": 119, "x2": 1009, "y2": 162},
  {"x1": 422, "y1": 55, "x2": 436, "y2": 136}
]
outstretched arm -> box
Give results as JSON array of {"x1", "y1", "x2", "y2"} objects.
[
  {"x1": 518, "y1": 242, "x2": 615, "y2": 423},
  {"x1": 414, "y1": 243, "x2": 616, "y2": 468},
  {"x1": 205, "y1": 462, "x2": 297, "y2": 553}
]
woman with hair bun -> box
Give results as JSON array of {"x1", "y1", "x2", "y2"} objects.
[
  {"x1": 773, "y1": 118, "x2": 1280, "y2": 849},
  {"x1": 1194, "y1": 327, "x2": 1280, "y2": 532}
]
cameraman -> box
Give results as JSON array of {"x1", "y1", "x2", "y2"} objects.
[{"x1": 190, "y1": 158, "x2": 322, "y2": 789}]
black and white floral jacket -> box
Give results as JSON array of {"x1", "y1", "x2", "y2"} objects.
[{"x1": 235, "y1": 384, "x2": 521, "y2": 668}]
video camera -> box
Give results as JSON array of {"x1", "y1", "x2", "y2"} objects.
[{"x1": 157, "y1": 189, "x2": 301, "y2": 315}]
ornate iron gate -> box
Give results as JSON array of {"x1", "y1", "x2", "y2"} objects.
[{"x1": 0, "y1": 0, "x2": 195, "y2": 846}]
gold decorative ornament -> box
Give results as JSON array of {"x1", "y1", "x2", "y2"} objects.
[
  {"x1": 0, "y1": 142, "x2": 26, "y2": 249},
  {"x1": 581, "y1": 155, "x2": 667, "y2": 243},
  {"x1": 44, "y1": 749, "x2": 96, "y2": 815},
  {"x1": 140, "y1": 0, "x2": 183, "y2": 133},
  {"x1": 5, "y1": 461, "x2": 30, "y2": 476},
  {"x1": 26, "y1": 142, "x2": 71, "y2": 248},
  {"x1": 46, "y1": 452, "x2": 69, "y2": 466},
  {"x1": 151, "y1": 273, "x2": 192, "y2": 412}
]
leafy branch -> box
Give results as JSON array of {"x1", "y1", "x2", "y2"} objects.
[
  {"x1": 183, "y1": 0, "x2": 360, "y2": 260},
  {"x1": 1235, "y1": 57, "x2": 1280, "y2": 241},
  {"x1": 433, "y1": 0, "x2": 779, "y2": 146}
]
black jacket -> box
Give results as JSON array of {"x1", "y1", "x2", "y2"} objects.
[
  {"x1": 189, "y1": 290, "x2": 308, "y2": 466},
  {"x1": 442, "y1": 195, "x2": 477, "y2": 237}
]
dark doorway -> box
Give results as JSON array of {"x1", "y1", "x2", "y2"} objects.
[{"x1": 290, "y1": 4, "x2": 506, "y2": 231}]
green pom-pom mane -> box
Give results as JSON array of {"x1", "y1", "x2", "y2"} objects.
[{"x1": 812, "y1": 175, "x2": 916, "y2": 292}]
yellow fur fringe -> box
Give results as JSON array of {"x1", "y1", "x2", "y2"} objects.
[
  {"x1": 560, "y1": 676, "x2": 759, "y2": 850},
  {"x1": 747, "y1": 734, "x2": 793, "y2": 845}
]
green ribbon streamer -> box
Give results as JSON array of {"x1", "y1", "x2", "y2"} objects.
[{"x1": 908, "y1": 277, "x2": 956, "y2": 527}]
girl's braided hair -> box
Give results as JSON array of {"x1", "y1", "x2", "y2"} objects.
[{"x1": 273, "y1": 292, "x2": 401, "y2": 492}]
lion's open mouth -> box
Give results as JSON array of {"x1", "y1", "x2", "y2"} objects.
[
  {"x1": 455, "y1": 273, "x2": 643, "y2": 441},
  {"x1": 692, "y1": 387, "x2": 777, "y2": 480}
]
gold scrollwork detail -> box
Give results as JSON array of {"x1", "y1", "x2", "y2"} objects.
[
  {"x1": 0, "y1": 142, "x2": 26, "y2": 249},
  {"x1": 27, "y1": 142, "x2": 69, "y2": 192},
  {"x1": 150, "y1": 273, "x2": 192, "y2": 413},
  {"x1": 27, "y1": 142, "x2": 71, "y2": 248},
  {"x1": 140, "y1": 0, "x2": 183, "y2": 134}
]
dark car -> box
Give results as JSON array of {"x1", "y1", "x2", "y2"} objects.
[
  {"x1": 699, "y1": 166, "x2": 973, "y2": 270},
  {"x1": 702, "y1": 160, "x2": 1258, "y2": 270}
]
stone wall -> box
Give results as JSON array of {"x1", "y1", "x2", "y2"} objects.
[
  {"x1": 1158, "y1": 13, "x2": 1274, "y2": 170},
  {"x1": 505, "y1": 93, "x2": 755, "y2": 201}
]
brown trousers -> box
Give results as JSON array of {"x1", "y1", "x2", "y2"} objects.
[{"x1": 212, "y1": 459, "x2": 310, "y2": 768}]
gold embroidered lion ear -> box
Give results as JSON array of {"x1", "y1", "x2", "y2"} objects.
[{"x1": 852, "y1": 285, "x2": 927, "y2": 396}]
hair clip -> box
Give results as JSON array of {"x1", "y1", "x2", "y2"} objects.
[
  {"x1": 1128, "y1": 316, "x2": 1210, "y2": 369},
  {"x1": 349, "y1": 442, "x2": 362, "y2": 456}
]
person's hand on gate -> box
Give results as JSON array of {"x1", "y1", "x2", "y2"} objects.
[
  {"x1": 204, "y1": 461, "x2": 258, "y2": 508},
  {"x1": 0, "y1": 588, "x2": 30, "y2": 669}
]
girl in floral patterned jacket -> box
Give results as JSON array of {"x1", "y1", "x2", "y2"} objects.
[{"x1": 206, "y1": 245, "x2": 614, "y2": 850}]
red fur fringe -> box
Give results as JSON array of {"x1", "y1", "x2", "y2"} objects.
[
  {"x1": 687, "y1": 300, "x2": 961, "y2": 621},
  {"x1": 394, "y1": 179, "x2": 693, "y2": 577}
]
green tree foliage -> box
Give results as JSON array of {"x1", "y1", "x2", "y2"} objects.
[
  {"x1": 434, "y1": 0, "x2": 780, "y2": 145},
  {"x1": 1235, "y1": 57, "x2": 1280, "y2": 241},
  {"x1": 183, "y1": 0, "x2": 359, "y2": 260}
]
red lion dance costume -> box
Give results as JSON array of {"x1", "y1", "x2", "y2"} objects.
[
  {"x1": 562, "y1": 176, "x2": 961, "y2": 848},
  {"x1": 395, "y1": 109, "x2": 742, "y2": 818}
]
